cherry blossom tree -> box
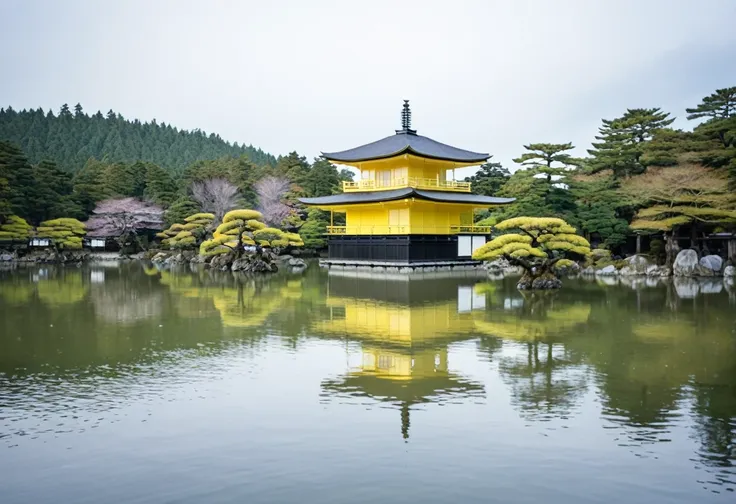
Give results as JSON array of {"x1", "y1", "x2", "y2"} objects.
[{"x1": 87, "y1": 197, "x2": 164, "y2": 250}]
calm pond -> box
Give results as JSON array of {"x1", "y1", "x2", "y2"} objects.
[{"x1": 1, "y1": 263, "x2": 735, "y2": 503}]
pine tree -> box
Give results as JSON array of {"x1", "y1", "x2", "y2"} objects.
[
  {"x1": 686, "y1": 87, "x2": 736, "y2": 121},
  {"x1": 73, "y1": 103, "x2": 85, "y2": 118},
  {"x1": 59, "y1": 103, "x2": 72, "y2": 119},
  {"x1": 32, "y1": 159, "x2": 83, "y2": 222},
  {"x1": 164, "y1": 197, "x2": 201, "y2": 226},
  {"x1": 512, "y1": 142, "x2": 579, "y2": 170},
  {"x1": 588, "y1": 108, "x2": 675, "y2": 178},
  {"x1": 465, "y1": 160, "x2": 510, "y2": 196},
  {"x1": 299, "y1": 208, "x2": 329, "y2": 249},
  {"x1": 0, "y1": 141, "x2": 39, "y2": 222},
  {"x1": 72, "y1": 158, "x2": 110, "y2": 215},
  {"x1": 144, "y1": 163, "x2": 177, "y2": 206},
  {"x1": 304, "y1": 158, "x2": 340, "y2": 197}
]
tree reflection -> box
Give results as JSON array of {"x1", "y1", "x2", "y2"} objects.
[{"x1": 474, "y1": 290, "x2": 590, "y2": 421}]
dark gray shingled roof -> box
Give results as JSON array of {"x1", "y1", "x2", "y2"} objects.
[
  {"x1": 299, "y1": 188, "x2": 514, "y2": 206},
  {"x1": 322, "y1": 131, "x2": 490, "y2": 163}
]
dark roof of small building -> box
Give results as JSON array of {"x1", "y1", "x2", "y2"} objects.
[
  {"x1": 299, "y1": 188, "x2": 514, "y2": 206},
  {"x1": 322, "y1": 131, "x2": 489, "y2": 163}
]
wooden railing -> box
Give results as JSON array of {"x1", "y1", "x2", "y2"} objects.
[
  {"x1": 342, "y1": 177, "x2": 471, "y2": 193},
  {"x1": 326, "y1": 225, "x2": 491, "y2": 235},
  {"x1": 449, "y1": 225, "x2": 492, "y2": 234}
]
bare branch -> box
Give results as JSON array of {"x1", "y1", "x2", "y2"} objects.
[
  {"x1": 191, "y1": 178, "x2": 240, "y2": 222},
  {"x1": 255, "y1": 176, "x2": 292, "y2": 226}
]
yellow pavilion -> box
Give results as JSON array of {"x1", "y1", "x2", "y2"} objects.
[{"x1": 299, "y1": 101, "x2": 514, "y2": 264}]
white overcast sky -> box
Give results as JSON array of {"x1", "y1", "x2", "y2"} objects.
[{"x1": 2, "y1": 0, "x2": 735, "y2": 176}]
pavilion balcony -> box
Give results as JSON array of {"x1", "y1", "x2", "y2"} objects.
[
  {"x1": 342, "y1": 177, "x2": 472, "y2": 193},
  {"x1": 326, "y1": 225, "x2": 491, "y2": 235}
]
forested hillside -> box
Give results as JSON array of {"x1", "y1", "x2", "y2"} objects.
[{"x1": 0, "y1": 104, "x2": 275, "y2": 172}]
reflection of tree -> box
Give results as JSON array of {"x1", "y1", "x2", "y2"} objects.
[
  {"x1": 691, "y1": 381, "x2": 736, "y2": 490},
  {"x1": 37, "y1": 270, "x2": 88, "y2": 307},
  {"x1": 91, "y1": 271, "x2": 163, "y2": 324},
  {"x1": 474, "y1": 291, "x2": 590, "y2": 420},
  {"x1": 158, "y1": 267, "x2": 306, "y2": 334},
  {"x1": 570, "y1": 284, "x2": 736, "y2": 490}
]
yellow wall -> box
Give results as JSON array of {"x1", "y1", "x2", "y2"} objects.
[
  {"x1": 340, "y1": 200, "x2": 476, "y2": 235},
  {"x1": 351, "y1": 154, "x2": 472, "y2": 185}
]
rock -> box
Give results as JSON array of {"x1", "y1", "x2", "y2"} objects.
[
  {"x1": 484, "y1": 258, "x2": 523, "y2": 275},
  {"x1": 278, "y1": 254, "x2": 293, "y2": 262},
  {"x1": 288, "y1": 257, "x2": 307, "y2": 268},
  {"x1": 581, "y1": 266, "x2": 595, "y2": 276},
  {"x1": 230, "y1": 257, "x2": 250, "y2": 272},
  {"x1": 699, "y1": 255, "x2": 723, "y2": 273},
  {"x1": 724, "y1": 265, "x2": 735, "y2": 277},
  {"x1": 231, "y1": 254, "x2": 278, "y2": 273},
  {"x1": 190, "y1": 254, "x2": 207, "y2": 264},
  {"x1": 673, "y1": 249, "x2": 714, "y2": 277},
  {"x1": 151, "y1": 253, "x2": 168, "y2": 264},
  {"x1": 0, "y1": 252, "x2": 14, "y2": 262},
  {"x1": 619, "y1": 255, "x2": 651, "y2": 275},
  {"x1": 595, "y1": 265, "x2": 618, "y2": 276},
  {"x1": 645, "y1": 265, "x2": 671, "y2": 277}
]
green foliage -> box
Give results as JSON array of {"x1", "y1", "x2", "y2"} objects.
[
  {"x1": 572, "y1": 173, "x2": 629, "y2": 248},
  {"x1": 474, "y1": 217, "x2": 590, "y2": 262},
  {"x1": 686, "y1": 87, "x2": 736, "y2": 121},
  {"x1": 588, "y1": 108, "x2": 675, "y2": 178},
  {"x1": 648, "y1": 239, "x2": 666, "y2": 265},
  {"x1": 512, "y1": 142, "x2": 579, "y2": 169},
  {"x1": 161, "y1": 212, "x2": 214, "y2": 249},
  {"x1": 0, "y1": 215, "x2": 32, "y2": 242},
  {"x1": 299, "y1": 208, "x2": 329, "y2": 249},
  {"x1": 496, "y1": 169, "x2": 578, "y2": 225},
  {"x1": 164, "y1": 197, "x2": 200, "y2": 227},
  {"x1": 464, "y1": 159, "x2": 510, "y2": 196},
  {"x1": 36, "y1": 217, "x2": 86, "y2": 249},
  {"x1": 223, "y1": 209, "x2": 263, "y2": 222},
  {"x1": 0, "y1": 141, "x2": 38, "y2": 222},
  {"x1": 302, "y1": 158, "x2": 342, "y2": 197},
  {"x1": 144, "y1": 163, "x2": 177, "y2": 206},
  {"x1": 0, "y1": 106, "x2": 276, "y2": 173}
]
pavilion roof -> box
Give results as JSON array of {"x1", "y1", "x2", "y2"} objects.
[
  {"x1": 322, "y1": 131, "x2": 489, "y2": 164},
  {"x1": 322, "y1": 100, "x2": 489, "y2": 164},
  {"x1": 299, "y1": 188, "x2": 514, "y2": 206}
]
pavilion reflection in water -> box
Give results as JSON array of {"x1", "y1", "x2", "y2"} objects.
[{"x1": 318, "y1": 270, "x2": 488, "y2": 440}]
